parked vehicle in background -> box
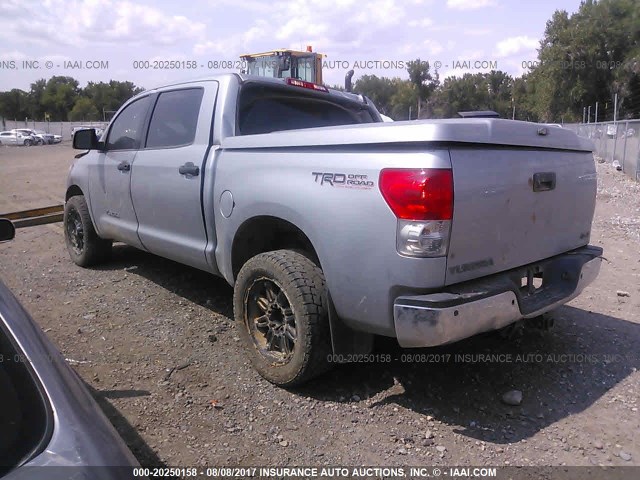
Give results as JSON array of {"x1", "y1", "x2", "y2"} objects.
[
  {"x1": 33, "y1": 130, "x2": 56, "y2": 144},
  {"x1": 65, "y1": 73, "x2": 602, "y2": 387},
  {"x1": 0, "y1": 131, "x2": 34, "y2": 146},
  {"x1": 71, "y1": 125, "x2": 104, "y2": 141},
  {"x1": 10, "y1": 129, "x2": 44, "y2": 146},
  {"x1": 0, "y1": 219, "x2": 140, "y2": 479}
]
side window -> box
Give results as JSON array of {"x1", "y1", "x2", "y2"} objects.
[
  {"x1": 146, "y1": 88, "x2": 204, "y2": 148},
  {"x1": 106, "y1": 96, "x2": 152, "y2": 151}
]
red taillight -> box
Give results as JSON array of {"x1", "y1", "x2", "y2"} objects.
[
  {"x1": 285, "y1": 77, "x2": 328, "y2": 92},
  {"x1": 379, "y1": 169, "x2": 453, "y2": 220}
]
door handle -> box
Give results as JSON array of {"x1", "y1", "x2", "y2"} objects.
[
  {"x1": 179, "y1": 162, "x2": 200, "y2": 176},
  {"x1": 117, "y1": 161, "x2": 130, "y2": 172},
  {"x1": 532, "y1": 172, "x2": 556, "y2": 192}
]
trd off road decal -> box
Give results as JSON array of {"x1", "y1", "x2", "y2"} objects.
[{"x1": 312, "y1": 172, "x2": 375, "y2": 189}]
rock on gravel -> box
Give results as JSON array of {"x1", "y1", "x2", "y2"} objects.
[
  {"x1": 619, "y1": 451, "x2": 632, "y2": 461},
  {"x1": 501, "y1": 390, "x2": 523, "y2": 406}
]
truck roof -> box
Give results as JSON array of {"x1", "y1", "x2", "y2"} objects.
[{"x1": 142, "y1": 73, "x2": 370, "y2": 106}]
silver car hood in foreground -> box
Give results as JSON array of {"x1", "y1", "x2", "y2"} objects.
[
  {"x1": 0, "y1": 281, "x2": 138, "y2": 479},
  {"x1": 222, "y1": 118, "x2": 593, "y2": 152}
]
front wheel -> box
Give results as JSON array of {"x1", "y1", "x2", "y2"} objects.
[
  {"x1": 64, "y1": 195, "x2": 112, "y2": 267},
  {"x1": 23, "y1": 139, "x2": 32, "y2": 146},
  {"x1": 233, "y1": 250, "x2": 333, "y2": 387}
]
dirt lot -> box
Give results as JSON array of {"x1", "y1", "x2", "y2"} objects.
[{"x1": 0, "y1": 143, "x2": 639, "y2": 471}]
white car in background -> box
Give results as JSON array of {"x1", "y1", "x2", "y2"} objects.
[
  {"x1": 33, "y1": 130, "x2": 58, "y2": 144},
  {"x1": 0, "y1": 130, "x2": 35, "y2": 146},
  {"x1": 10, "y1": 128, "x2": 45, "y2": 145}
]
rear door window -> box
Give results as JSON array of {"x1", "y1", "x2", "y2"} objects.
[{"x1": 146, "y1": 88, "x2": 204, "y2": 148}]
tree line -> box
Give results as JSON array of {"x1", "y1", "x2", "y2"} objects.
[
  {"x1": 0, "y1": 77, "x2": 144, "y2": 122},
  {"x1": 346, "y1": 0, "x2": 640, "y2": 123},
  {"x1": 1, "y1": 0, "x2": 638, "y2": 124}
]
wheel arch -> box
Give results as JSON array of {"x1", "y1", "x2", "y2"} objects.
[
  {"x1": 231, "y1": 215, "x2": 321, "y2": 281},
  {"x1": 65, "y1": 185, "x2": 84, "y2": 201}
]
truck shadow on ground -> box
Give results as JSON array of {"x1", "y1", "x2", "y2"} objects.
[
  {"x1": 301, "y1": 305, "x2": 640, "y2": 444},
  {"x1": 99, "y1": 245, "x2": 639, "y2": 445},
  {"x1": 98, "y1": 244, "x2": 234, "y2": 316}
]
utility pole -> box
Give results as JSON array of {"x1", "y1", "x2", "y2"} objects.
[
  {"x1": 594, "y1": 102, "x2": 598, "y2": 123},
  {"x1": 613, "y1": 93, "x2": 618, "y2": 124},
  {"x1": 588, "y1": 105, "x2": 591, "y2": 123},
  {"x1": 511, "y1": 97, "x2": 515, "y2": 120},
  {"x1": 583, "y1": 107, "x2": 586, "y2": 124}
]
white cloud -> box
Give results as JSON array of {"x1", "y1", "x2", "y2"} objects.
[
  {"x1": 423, "y1": 40, "x2": 444, "y2": 55},
  {"x1": 408, "y1": 18, "x2": 434, "y2": 28},
  {"x1": 494, "y1": 35, "x2": 538, "y2": 58},
  {"x1": 447, "y1": 0, "x2": 496, "y2": 10},
  {"x1": 0, "y1": 0, "x2": 206, "y2": 47},
  {"x1": 230, "y1": 0, "x2": 407, "y2": 58}
]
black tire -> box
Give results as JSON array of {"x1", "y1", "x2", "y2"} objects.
[
  {"x1": 64, "y1": 195, "x2": 112, "y2": 267},
  {"x1": 23, "y1": 139, "x2": 32, "y2": 146},
  {"x1": 233, "y1": 250, "x2": 333, "y2": 387}
]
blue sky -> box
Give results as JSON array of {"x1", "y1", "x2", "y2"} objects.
[{"x1": 0, "y1": 0, "x2": 585, "y2": 91}]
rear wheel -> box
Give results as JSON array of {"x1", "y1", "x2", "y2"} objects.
[
  {"x1": 64, "y1": 195, "x2": 112, "y2": 267},
  {"x1": 23, "y1": 139, "x2": 32, "y2": 146},
  {"x1": 233, "y1": 250, "x2": 333, "y2": 387}
]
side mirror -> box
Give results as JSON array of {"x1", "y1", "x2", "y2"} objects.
[
  {"x1": 0, "y1": 219, "x2": 15, "y2": 242},
  {"x1": 73, "y1": 129, "x2": 100, "y2": 150}
]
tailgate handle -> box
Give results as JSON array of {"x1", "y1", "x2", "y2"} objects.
[{"x1": 533, "y1": 172, "x2": 556, "y2": 192}]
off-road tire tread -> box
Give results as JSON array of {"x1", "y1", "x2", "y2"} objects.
[
  {"x1": 64, "y1": 195, "x2": 112, "y2": 267},
  {"x1": 234, "y1": 249, "x2": 333, "y2": 387}
]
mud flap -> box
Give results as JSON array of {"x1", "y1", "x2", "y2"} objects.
[{"x1": 327, "y1": 291, "x2": 374, "y2": 356}]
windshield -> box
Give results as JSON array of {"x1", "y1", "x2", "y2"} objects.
[
  {"x1": 294, "y1": 56, "x2": 315, "y2": 83},
  {"x1": 246, "y1": 55, "x2": 279, "y2": 78},
  {"x1": 245, "y1": 54, "x2": 316, "y2": 83}
]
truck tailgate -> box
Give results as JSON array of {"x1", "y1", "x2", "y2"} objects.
[{"x1": 445, "y1": 147, "x2": 597, "y2": 285}]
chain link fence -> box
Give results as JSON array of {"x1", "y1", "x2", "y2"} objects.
[{"x1": 564, "y1": 120, "x2": 640, "y2": 182}]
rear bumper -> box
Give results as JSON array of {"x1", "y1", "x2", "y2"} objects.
[{"x1": 394, "y1": 245, "x2": 602, "y2": 348}]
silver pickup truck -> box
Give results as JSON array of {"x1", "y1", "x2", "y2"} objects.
[{"x1": 66, "y1": 73, "x2": 602, "y2": 386}]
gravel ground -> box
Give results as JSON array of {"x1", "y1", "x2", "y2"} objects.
[{"x1": 0, "y1": 145, "x2": 639, "y2": 472}]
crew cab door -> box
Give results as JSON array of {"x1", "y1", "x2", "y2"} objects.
[
  {"x1": 130, "y1": 83, "x2": 217, "y2": 271},
  {"x1": 87, "y1": 95, "x2": 153, "y2": 248}
]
